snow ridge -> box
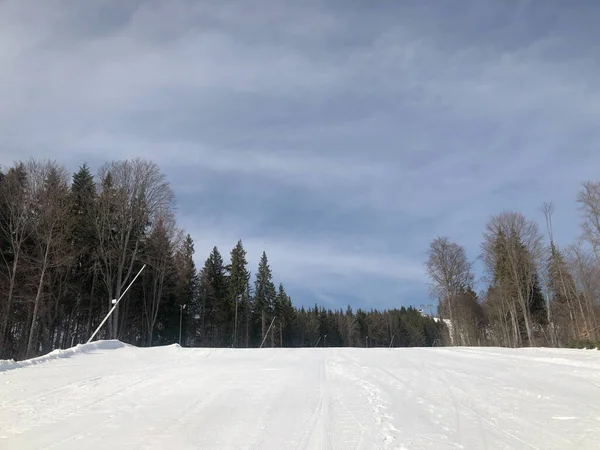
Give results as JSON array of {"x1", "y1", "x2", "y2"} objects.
[{"x1": 0, "y1": 340, "x2": 127, "y2": 373}]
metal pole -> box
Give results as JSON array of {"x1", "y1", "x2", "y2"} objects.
[
  {"x1": 260, "y1": 317, "x2": 276, "y2": 349},
  {"x1": 87, "y1": 264, "x2": 146, "y2": 344},
  {"x1": 179, "y1": 304, "x2": 186, "y2": 345},
  {"x1": 313, "y1": 336, "x2": 321, "y2": 347},
  {"x1": 389, "y1": 334, "x2": 394, "y2": 348}
]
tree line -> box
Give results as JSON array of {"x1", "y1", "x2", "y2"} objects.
[
  {"x1": 426, "y1": 188, "x2": 600, "y2": 349},
  {"x1": 0, "y1": 158, "x2": 445, "y2": 360}
]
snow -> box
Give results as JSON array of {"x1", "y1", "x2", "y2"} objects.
[
  {"x1": 1, "y1": 343, "x2": 600, "y2": 449},
  {"x1": 0, "y1": 340, "x2": 128, "y2": 372}
]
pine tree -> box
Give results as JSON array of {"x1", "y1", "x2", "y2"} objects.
[
  {"x1": 445, "y1": 287, "x2": 485, "y2": 346},
  {"x1": 274, "y1": 284, "x2": 284, "y2": 346},
  {"x1": 529, "y1": 272, "x2": 547, "y2": 326},
  {"x1": 344, "y1": 305, "x2": 358, "y2": 347},
  {"x1": 355, "y1": 309, "x2": 368, "y2": 346},
  {"x1": 198, "y1": 247, "x2": 227, "y2": 346},
  {"x1": 492, "y1": 229, "x2": 511, "y2": 288},
  {"x1": 3, "y1": 159, "x2": 460, "y2": 357},
  {"x1": 95, "y1": 170, "x2": 118, "y2": 339},
  {"x1": 266, "y1": 281, "x2": 277, "y2": 347},
  {"x1": 175, "y1": 234, "x2": 200, "y2": 346},
  {"x1": 487, "y1": 222, "x2": 546, "y2": 346},
  {"x1": 141, "y1": 216, "x2": 178, "y2": 346},
  {"x1": 253, "y1": 251, "x2": 276, "y2": 345},
  {"x1": 228, "y1": 240, "x2": 251, "y2": 347},
  {"x1": 69, "y1": 163, "x2": 98, "y2": 342},
  {"x1": 318, "y1": 307, "x2": 329, "y2": 346},
  {"x1": 274, "y1": 283, "x2": 295, "y2": 347},
  {"x1": 515, "y1": 238, "x2": 547, "y2": 343}
]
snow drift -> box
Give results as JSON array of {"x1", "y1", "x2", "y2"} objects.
[{"x1": 0, "y1": 340, "x2": 128, "y2": 373}]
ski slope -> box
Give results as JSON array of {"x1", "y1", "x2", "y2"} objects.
[{"x1": 1, "y1": 342, "x2": 600, "y2": 449}]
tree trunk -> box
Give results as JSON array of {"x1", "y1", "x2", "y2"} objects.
[
  {"x1": 233, "y1": 297, "x2": 239, "y2": 348},
  {"x1": 27, "y1": 248, "x2": 49, "y2": 358},
  {"x1": 509, "y1": 261, "x2": 534, "y2": 346},
  {"x1": 279, "y1": 324, "x2": 283, "y2": 347},
  {"x1": 245, "y1": 303, "x2": 250, "y2": 348},
  {"x1": 112, "y1": 268, "x2": 123, "y2": 340},
  {"x1": 0, "y1": 253, "x2": 20, "y2": 353},
  {"x1": 261, "y1": 309, "x2": 266, "y2": 343},
  {"x1": 271, "y1": 320, "x2": 275, "y2": 348},
  {"x1": 509, "y1": 301, "x2": 520, "y2": 348},
  {"x1": 86, "y1": 270, "x2": 97, "y2": 339},
  {"x1": 149, "y1": 272, "x2": 165, "y2": 347}
]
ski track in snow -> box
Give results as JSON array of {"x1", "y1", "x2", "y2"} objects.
[{"x1": 1, "y1": 342, "x2": 600, "y2": 449}]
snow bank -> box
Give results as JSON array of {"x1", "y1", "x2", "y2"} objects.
[{"x1": 0, "y1": 340, "x2": 128, "y2": 373}]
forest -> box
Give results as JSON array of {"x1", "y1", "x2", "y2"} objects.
[
  {"x1": 0, "y1": 158, "x2": 444, "y2": 361},
  {"x1": 2, "y1": 157, "x2": 599, "y2": 362},
  {"x1": 426, "y1": 197, "x2": 600, "y2": 349}
]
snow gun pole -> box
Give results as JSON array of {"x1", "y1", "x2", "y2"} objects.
[
  {"x1": 389, "y1": 334, "x2": 394, "y2": 348},
  {"x1": 87, "y1": 264, "x2": 147, "y2": 344},
  {"x1": 259, "y1": 317, "x2": 276, "y2": 349},
  {"x1": 313, "y1": 336, "x2": 321, "y2": 347}
]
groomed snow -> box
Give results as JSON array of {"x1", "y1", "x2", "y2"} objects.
[{"x1": 1, "y1": 342, "x2": 600, "y2": 449}]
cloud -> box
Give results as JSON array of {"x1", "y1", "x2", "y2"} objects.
[
  {"x1": 1, "y1": 0, "x2": 599, "y2": 309},
  {"x1": 185, "y1": 223, "x2": 427, "y2": 310},
  {"x1": 188, "y1": 224, "x2": 426, "y2": 281}
]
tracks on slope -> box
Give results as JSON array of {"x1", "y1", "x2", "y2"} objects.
[{"x1": 295, "y1": 356, "x2": 335, "y2": 450}]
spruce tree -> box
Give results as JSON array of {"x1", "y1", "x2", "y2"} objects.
[
  {"x1": 529, "y1": 272, "x2": 547, "y2": 326},
  {"x1": 344, "y1": 305, "x2": 358, "y2": 346},
  {"x1": 141, "y1": 216, "x2": 178, "y2": 346},
  {"x1": 515, "y1": 238, "x2": 547, "y2": 343},
  {"x1": 266, "y1": 281, "x2": 277, "y2": 347},
  {"x1": 253, "y1": 251, "x2": 276, "y2": 345},
  {"x1": 69, "y1": 163, "x2": 98, "y2": 341},
  {"x1": 175, "y1": 234, "x2": 200, "y2": 346},
  {"x1": 198, "y1": 247, "x2": 227, "y2": 346},
  {"x1": 228, "y1": 240, "x2": 251, "y2": 347},
  {"x1": 489, "y1": 228, "x2": 545, "y2": 346},
  {"x1": 274, "y1": 283, "x2": 295, "y2": 347}
]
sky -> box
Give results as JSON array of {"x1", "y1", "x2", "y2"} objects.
[{"x1": 1, "y1": 0, "x2": 599, "y2": 312}]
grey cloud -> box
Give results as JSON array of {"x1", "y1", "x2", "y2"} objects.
[{"x1": 1, "y1": 0, "x2": 600, "y2": 308}]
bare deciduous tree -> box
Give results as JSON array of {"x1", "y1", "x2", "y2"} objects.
[
  {"x1": 142, "y1": 213, "x2": 182, "y2": 346},
  {"x1": 572, "y1": 181, "x2": 600, "y2": 340},
  {"x1": 0, "y1": 164, "x2": 31, "y2": 355},
  {"x1": 481, "y1": 211, "x2": 544, "y2": 346},
  {"x1": 577, "y1": 181, "x2": 600, "y2": 266},
  {"x1": 565, "y1": 243, "x2": 599, "y2": 341},
  {"x1": 95, "y1": 158, "x2": 175, "y2": 339},
  {"x1": 540, "y1": 202, "x2": 557, "y2": 345},
  {"x1": 24, "y1": 160, "x2": 73, "y2": 357},
  {"x1": 426, "y1": 237, "x2": 474, "y2": 345}
]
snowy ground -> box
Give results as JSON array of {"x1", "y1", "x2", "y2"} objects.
[{"x1": 1, "y1": 342, "x2": 600, "y2": 449}]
